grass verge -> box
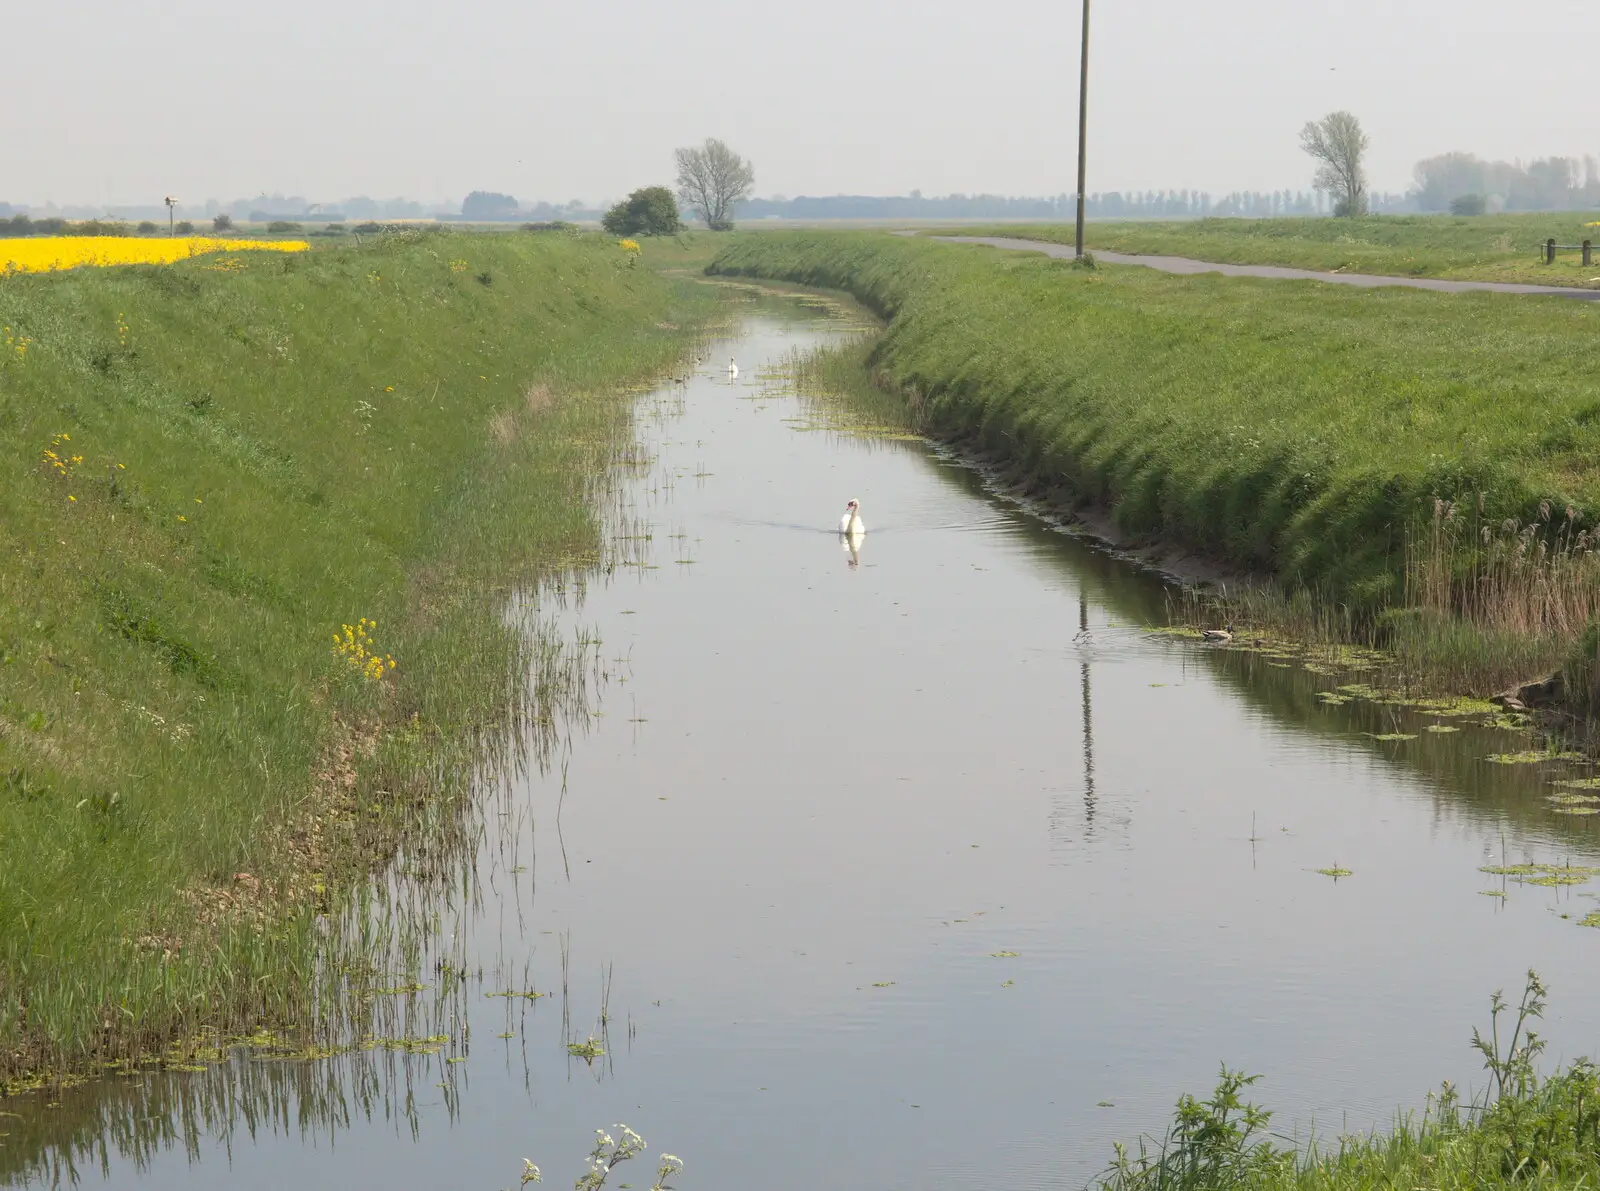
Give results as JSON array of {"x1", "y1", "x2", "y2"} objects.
[
  {"x1": 709, "y1": 231, "x2": 1600, "y2": 696},
  {"x1": 930, "y1": 212, "x2": 1600, "y2": 288},
  {"x1": 1100, "y1": 972, "x2": 1600, "y2": 1191},
  {"x1": 0, "y1": 228, "x2": 711, "y2": 1085}
]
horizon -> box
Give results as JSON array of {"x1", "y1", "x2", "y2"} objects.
[{"x1": 3, "y1": 0, "x2": 1594, "y2": 213}]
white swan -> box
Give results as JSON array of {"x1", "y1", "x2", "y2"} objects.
[
  {"x1": 727, "y1": 357, "x2": 739, "y2": 380},
  {"x1": 839, "y1": 498, "x2": 866, "y2": 536}
]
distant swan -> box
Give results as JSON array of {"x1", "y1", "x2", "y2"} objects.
[
  {"x1": 839, "y1": 498, "x2": 865, "y2": 536},
  {"x1": 727, "y1": 357, "x2": 739, "y2": 380}
]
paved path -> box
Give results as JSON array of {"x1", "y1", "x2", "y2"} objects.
[{"x1": 932, "y1": 235, "x2": 1600, "y2": 301}]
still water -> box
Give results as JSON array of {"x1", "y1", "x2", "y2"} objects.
[{"x1": 9, "y1": 297, "x2": 1600, "y2": 1190}]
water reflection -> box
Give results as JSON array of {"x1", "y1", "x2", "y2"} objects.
[{"x1": 1079, "y1": 592, "x2": 1097, "y2": 833}]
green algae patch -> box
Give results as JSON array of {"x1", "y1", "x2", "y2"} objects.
[
  {"x1": 567, "y1": 1036, "x2": 605, "y2": 1060},
  {"x1": 1315, "y1": 866, "x2": 1354, "y2": 878},
  {"x1": 361, "y1": 1034, "x2": 450, "y2": 1056},
  {"x1": 1486, "y1": 751, "x2": 1586, "y2": 765},
  {"x1": 1480, "y1": 863, "x2": 1600, "y2": 882}
]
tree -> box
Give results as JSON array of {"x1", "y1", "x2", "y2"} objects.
[
  {"x1": 213, "y1": 213, "x2": 233, "y2": 232},
  {"x1": 602, "y1": 187, "x2": 682, "y2": 236},
  {"x1": 674, "y1": 138, "x2": 754, "y2": 230},
  {"x1": 1300, "y1": 111, "x2": 1369, "y2": 217},
  {"x1": 461, "y1": 191, "x2": 519, "y2": 221}
]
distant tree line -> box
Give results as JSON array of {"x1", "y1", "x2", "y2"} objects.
[
  {"x1": 733, "y1": 190, "x2": 1411, "y2": 221},
  {"x1": 1, "y1": 214, "x2": 192, "y2": 238},
  {"x1": 1412, "y1": 153, "x2": 1600, "y2": 213}
]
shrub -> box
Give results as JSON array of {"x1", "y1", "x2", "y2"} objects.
[
  {"x1": 522, "y1": 220, "x2": 576, "y2": 233},
  {"x1": 1451, "y1": 193, "x2": 1488, "y2": 216},
  {"x1": 266, "y1": 220, "x2": 303, "y2": 234},
  {"x1": 601, "y1": 187, "x2": 682, "y2": 237},
  {"x1": 70, "y1": 220, "x2": 131, "y2": 237},
  {"x1": 136, "y1": 221, "x2": 158, "y2": 235},
  {"x1": 213, "y1": 213, "x2": 234, "y2": 232},
  {"x1": 175, "y1": 220, "x2": 194, "y2": 234}
]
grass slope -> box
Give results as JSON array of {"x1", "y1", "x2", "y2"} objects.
[
  {"x1": 0, "y1": 230, "x2": 705, "y2": 1081},
  {"x1": 939, "y1": 213, "x2": 1600, "y2": 288},
  {"x1": 709, "y1": 232, "x2": 1600, "y2": 607}
]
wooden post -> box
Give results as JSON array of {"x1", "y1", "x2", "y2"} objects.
[
  {"x1": 1547, "y1": 238, "x2": 1557, "y2": 264},
  {"x1": 1074, "y1": 0, "x2": 1091, "y2": 259},
  {"x1": 1585, "y1": 240, "x2": 1593, "y2": 268}
]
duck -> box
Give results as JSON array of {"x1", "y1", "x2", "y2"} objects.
[
  {"x1": 839, "y1": 498, "x2": 865, "y2": 536},
  {"x1": 1201, "y1": 624, "x2": 1235, "y2": 642}
]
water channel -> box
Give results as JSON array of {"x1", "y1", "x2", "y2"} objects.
[{"x1": 7, "y1": 292, "x2": 1600, "y2": 1190}]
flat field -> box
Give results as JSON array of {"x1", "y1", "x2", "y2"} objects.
[
  {"x1": 934, "y1": 213, "x2": 1600, "y2": 288},
  {"x1": 0, "y1": 229, "x2": 708, "y2": 1081}
]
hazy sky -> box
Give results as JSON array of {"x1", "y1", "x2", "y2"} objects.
[{"x1": 4, "y1": 0, "x2": 1596, "y2": 207}]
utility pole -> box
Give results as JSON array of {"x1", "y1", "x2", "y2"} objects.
[
  {"x1": 164, "y1": 196, "x2": 178, "y2": 236},
  {"x1": 1074, "y1": 0, "x2": 1091, "y2": 258}
]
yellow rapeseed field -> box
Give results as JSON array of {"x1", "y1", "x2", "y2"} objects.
[{"x1": 0, "y1": 236, "x2": 310, "y2": 274}]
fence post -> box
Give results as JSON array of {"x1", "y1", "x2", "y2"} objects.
[
  {"x1": 1585, "y1": 240, "x2": 1594, "y2": 268},
  {"x1": 1547, "y1": 238, "x2": 1557, "y2": 264}
]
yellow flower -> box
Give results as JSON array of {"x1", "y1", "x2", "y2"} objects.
[
  {"x1": 67, "y1": 495, "x2": 77, "y2": 502},
  {"x1": 0, "y1": 236, "x2": 309, "y2": 274},
  {"x1": 177, "y1": 515, "x2": 187, "y2": 522}
]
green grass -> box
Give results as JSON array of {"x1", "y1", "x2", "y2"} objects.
[
  {"x1": 936, "y1": 212, "x2": 1600, "y2": 288},
  {"x1": 0, "y1": 228, "x2": 710, "y2": 1084},
  {"x1": 1098, "y1": 973, "x2": 1600, "y2": 1191},
  {"x1": 709, "y1": 231, "x2": 1600, "y2": 691}
]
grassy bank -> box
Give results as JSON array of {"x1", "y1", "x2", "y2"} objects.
[
  {"x1": 0, "y1": 229, "x2": 710, "y2": 1084},
  {"x1": 1100, "y1": 974, "x2": 1600, "y2": 1191},
  {"x1": 709, "y1": 232, "x2": 1600, "y2": 693},
  {"x1": 938, "y1": 212, "x2": 1600, "y2": 288}
]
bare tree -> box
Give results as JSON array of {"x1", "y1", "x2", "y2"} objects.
[
  {"x1": 1300, "y1": 111, "x2": 1369, "y2": 216},
  {"x1": 674, "y1": 138, "x2": 754, "y2": 230}
]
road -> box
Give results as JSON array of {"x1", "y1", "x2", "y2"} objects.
[{"x1": 932, "y1": 235, "x2": 1600, "y2": 301}]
